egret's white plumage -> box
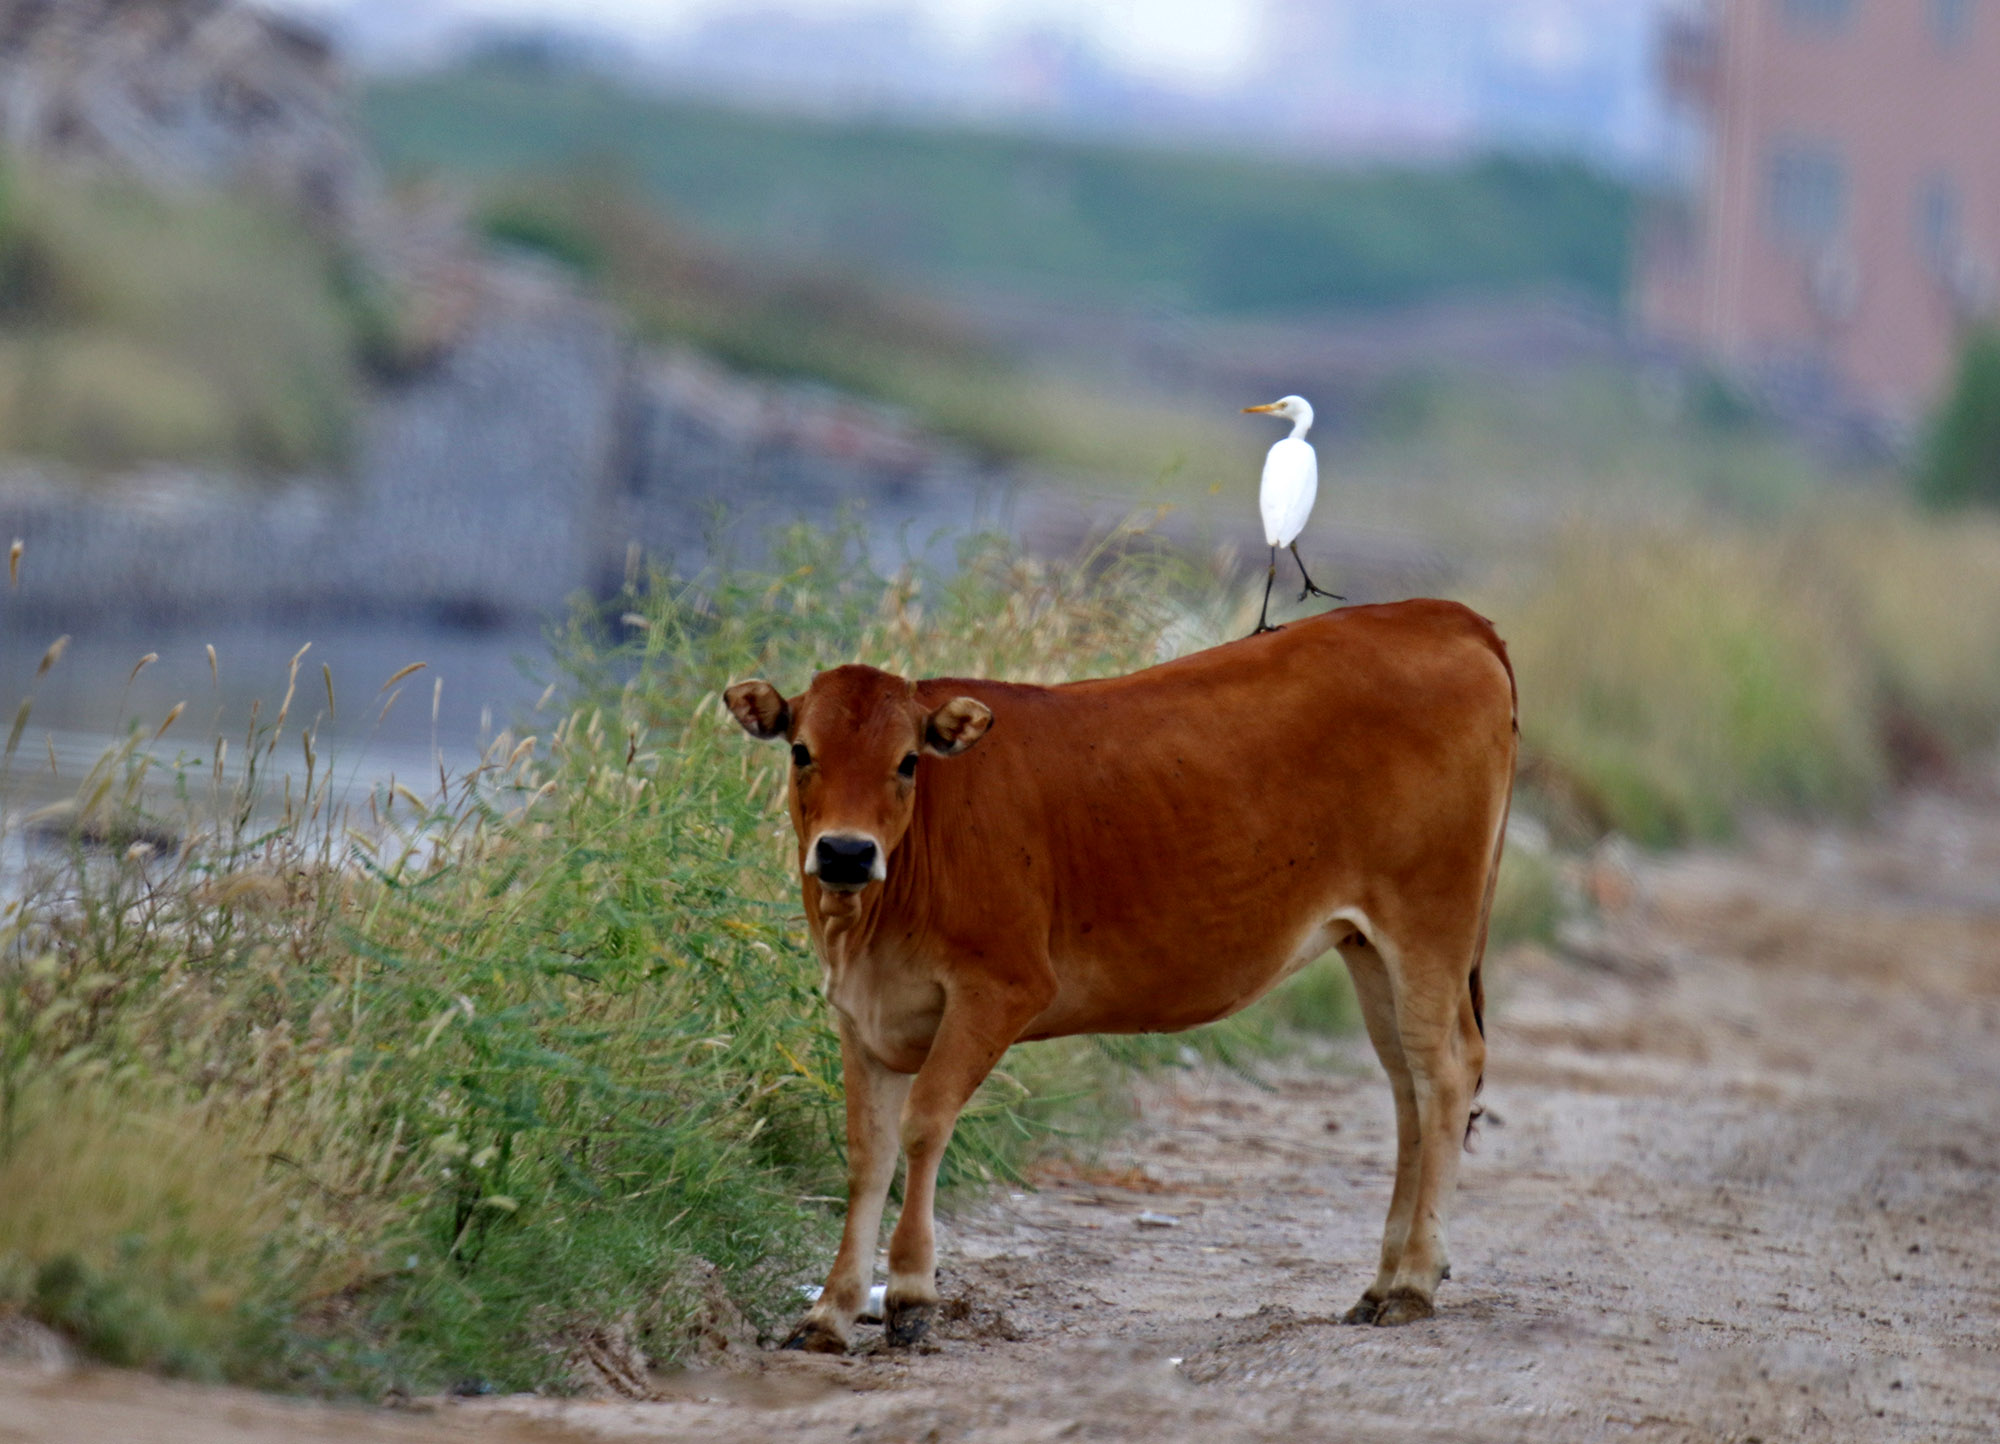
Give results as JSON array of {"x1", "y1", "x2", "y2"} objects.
[
  {"x1": 1260, "y1": 433, "x2": 1317, "y2": 547},
  {"x1": 1242, "y1": 394, "x2": 1338, "y2": 633}
]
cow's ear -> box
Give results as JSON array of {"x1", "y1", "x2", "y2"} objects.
[
  {"x1": 924, "y1": 696, "x2": 993, "y2": 757},
  {"x1": 724, "y1": 681, "x2": 790, "y2": 740}
]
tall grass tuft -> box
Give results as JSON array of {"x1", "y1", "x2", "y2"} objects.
[
  {"x1": 1493, "y1": 507, "x2": 2000, "y2": 845},
  {"x1": 1496, "y1": 520, "x2": 1879, "y2": 844},
  {"x1": 0, "y1": 1082, "x2": 331, "y2": 1380},
  {"x1": 1799, "y1": 502, "x2": 2000, "y2": 767}
]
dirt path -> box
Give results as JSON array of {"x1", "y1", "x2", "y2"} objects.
[{"x1": 5, "y1": 785, "x2": 1999, "y2": 1442}]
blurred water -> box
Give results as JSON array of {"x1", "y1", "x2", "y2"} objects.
[{"x1": 0, "y1": 620, "x2": 549, "y2": 815}]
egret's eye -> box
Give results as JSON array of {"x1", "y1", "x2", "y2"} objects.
[
  {"x1": 897, "y1": 752, "x2": 920, "y2": 780},
  {"x1": 791, "y1": 742, "x2": 812, "y2": 769}
]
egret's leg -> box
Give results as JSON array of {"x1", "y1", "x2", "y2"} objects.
[
  {"x1": 1251, "y1": 547, "x2": 1280, "y2": 635},
  {"x1": 1291, "y1": 544, "x2": 1345, "y2": 603}
]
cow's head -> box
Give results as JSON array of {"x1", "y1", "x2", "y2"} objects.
[{"x1": 724, "y1": 664, "x2": 993, "y2": 894}]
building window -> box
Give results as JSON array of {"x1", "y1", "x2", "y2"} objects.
[
  {"x1": 1768, "y1": 143, "x2": 1848, "y2": 250},
  {"x1": 1931, "y1": 0, "x2": 1975, "y2": 48},
  {"x1": 1782, "y1": 0, "x2": 1856, "y2": 31},
  {"x1": 1918, "y1": 176, "x2": 1962, "y2": 277}
]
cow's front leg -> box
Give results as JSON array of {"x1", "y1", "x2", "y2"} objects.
[
  {"x1": 785, "y1": 1016, "x2": 912, "y2": 1353},
  {"x1": 883, "y1": 976, "x2": 1051, "y2": 1347}
]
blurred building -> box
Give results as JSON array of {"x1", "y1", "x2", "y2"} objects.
[{"x1": 1639, "y1": 0, "x2": 2000, "y2": 432}]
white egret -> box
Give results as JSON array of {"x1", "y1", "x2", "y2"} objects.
[{"x1": 1242, "y1": 394, "x2": 1341, "y2": 634}]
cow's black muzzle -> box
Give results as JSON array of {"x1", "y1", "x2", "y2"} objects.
[{"x1": 814, "y1": 834, "x2": 880, "y2": 891}]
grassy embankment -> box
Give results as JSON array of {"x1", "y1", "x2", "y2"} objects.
[
  {"x1": 0, "y1": 163, "x2": 392, "y2": 474},
  {"x1": 469, "y1": 177, "x2": 1232, "y2": 482},
  {"x1": 370, "y1": 76, "x2": 1832, "y2": 525}
]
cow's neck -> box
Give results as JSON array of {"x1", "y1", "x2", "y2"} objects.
[{"x1": 807, "y1": 887, "x2": 879, "y2": 969}]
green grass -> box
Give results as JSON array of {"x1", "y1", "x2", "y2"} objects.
[
  {"x1": 0, "y1": 1080, "x2": 321, "y2": 1381},
  {"x1": 1488, "y1": 846, "x2": 1563, "y2": 950},
  {"x1": 364, "y1": 69, "x2": 1632, "y2": 318},
  {"x1": 1496, "y1": 521, "x2": 1879, "y2": 845},
  {"x1": 0, "y1": 163, "x2": 372, "y2": 473}
]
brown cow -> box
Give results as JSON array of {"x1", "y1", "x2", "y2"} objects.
[{"x1": 724, "y1": 599, "x2": 1516, "y2": 1351}]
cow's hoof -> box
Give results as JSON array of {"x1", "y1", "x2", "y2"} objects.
[
  {"x1": 1372, "y1": 1290, "x2": 1435, "y2": 1327},
  {"x1": 883, "y1": 1300, "x2": 936, "y2": 1348},
  {"x1": 780, "y1": 1319, "x2": 849, "y2": 1354},
  {"x1": 1339, "y1": 1296, "x2": 1381, "y2": 1326}
]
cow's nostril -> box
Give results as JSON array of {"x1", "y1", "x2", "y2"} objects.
[{"x1": 814, "y1": 835, "x2": 879, "y2": 887}]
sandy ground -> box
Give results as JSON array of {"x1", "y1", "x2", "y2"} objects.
[{"x1": 4, "y1": 783, "x2": 1998, "y2": 1443}]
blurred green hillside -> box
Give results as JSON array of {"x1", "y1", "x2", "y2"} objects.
[
  {"x1": 362, "y1": 69, "x2": 1633, "y2": 317},
  {"x1": 467, "y1": 177, "x2": 1240, "y2": 478},
  {"x1": 0, "y1": 163, "x2": 384, "y2": 474}
]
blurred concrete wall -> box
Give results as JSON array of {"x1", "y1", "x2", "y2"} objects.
[
  {"x1": 0, "y1": 260, "x2": 994, "y2": 631},
  {"x1": 0, "y1": 264, "x2": 616, "y2": 628}
]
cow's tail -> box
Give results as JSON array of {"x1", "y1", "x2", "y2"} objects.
[{"x1": 1464, "y1": 630, "x2": 1518, "y2": 1149}]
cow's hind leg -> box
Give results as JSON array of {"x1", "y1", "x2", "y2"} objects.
[
  {"x1": 785, "y1": 1017, "x2": 911, "y2": 1353},
  {"x1": 883, "y1": 973, "x2": 1052, "y2": 1347},
  {"x1": 1375, "y1": 947, "x2": 1485, "y2": 1326},
  {"x1": 1339, "y1": 936, "x2": 1421, "y2": 1325}
]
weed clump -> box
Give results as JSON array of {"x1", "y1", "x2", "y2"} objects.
[
  {"x1": 1500, "y1": 521, "x2": 1878, "y2": 844},
  {"x1": 0, "y1": 1084, "x2": 314, "y2": 1380}
]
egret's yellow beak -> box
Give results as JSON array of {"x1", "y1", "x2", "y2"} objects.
[{"x1": 1242, "y1": 402, "x2": 1281, "y2": 414}]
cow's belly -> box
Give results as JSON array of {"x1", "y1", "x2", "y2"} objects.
[
  {"x1": 1026, "y1": 893, "x2": 1351, "y2": 1040},
  {"x1": 1036, "y1": 807, "x2": 1369, "y2": 1036}
]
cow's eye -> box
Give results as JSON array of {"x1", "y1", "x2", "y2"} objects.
[
  {"x1": 791, "y1": 742, "x2": 813, "y2": 769},
  {"x1": 897, "y1": 752, "x2": 920, "y2": 780}
]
